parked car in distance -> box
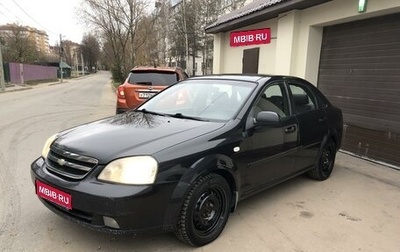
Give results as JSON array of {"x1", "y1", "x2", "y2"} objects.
[
  {"x1": 116, "y1": 66, "x2": 188, "y2": 114},
  {"x1": 31, "y1": 74, "x2": 343, "y2": 247}
]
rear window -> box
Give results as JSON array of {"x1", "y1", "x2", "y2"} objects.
[{"x1": 128, "y1": 71, "x2": 179, "y2": 86}]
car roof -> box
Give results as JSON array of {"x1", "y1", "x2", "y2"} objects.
[
  {"x1": 189, "y1": 74, "x2": 275, "y2": 83},
  {"x1": 130, "y1": 66, "x2": 184, "y2": 72},
  {"x1": 190, "y1": 74, "x2": 315, "y2": 85}
]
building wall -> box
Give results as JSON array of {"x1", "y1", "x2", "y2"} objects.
[
  {"x1": 210, "y1": 0, "x2": 400, "y2": 168},
  {"x1": 295, "y1": 0, "x2": 400, "y2": 83},
  {"x1": 212, "y1": 0, "x2": 400, "y2": 85},
  {"x1": 214, "y1": 18, "x2": 278, "y2": 74},
  {"x1": 0, "y1": 24, "x2": 50, "y2": 55}
]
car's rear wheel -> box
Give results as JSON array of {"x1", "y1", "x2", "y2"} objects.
[
  {"x1": 308, "y1": 140, "x2": 336, "y2": 180},
  {"x1": 175, "y1": 173, "x2": 231, "y2": 247}
]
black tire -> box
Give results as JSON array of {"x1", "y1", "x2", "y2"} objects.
[
  {"x1": 308, "y1": 140, "x2": 336, "y2": 181},
  {"x1": 175, "y1": 173, "x2": 231, "y2": 247}
]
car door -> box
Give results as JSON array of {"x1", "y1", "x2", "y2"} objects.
[
  {"x1": 236, "y1": 81, "x2": 299, "y2": 197},
  {"x1": 287, "y1": 79, "x2": 328, "y2": 171}
]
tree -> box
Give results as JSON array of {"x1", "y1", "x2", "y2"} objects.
[
  {"x1": 80, "y1": 0, "x2": 154, "y2": 82},
  {"x1": 134, "y1": 15, "x2": 159, "y2": 66},
  {"x1": 81, "y1": 34, "x2": 101, "y2": 72},
  {"x1": 0, "y1": 24, "x2": 40, "y2": 63},
  {"x1": 151, "y1": 0, "x2": 171, "y2": 66},
  {"x1": 168, "y1": 0, "x2": 247, "y2": 75}
]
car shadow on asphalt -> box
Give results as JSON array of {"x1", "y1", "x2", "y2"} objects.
[{"x1": 46, "y1": 173, "x2": 319, "y2": 251}]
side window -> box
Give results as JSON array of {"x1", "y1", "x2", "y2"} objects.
[
  {"x1": 288, "y1": 84, "x2": 316, "y2": 114},
  {"x1": 253, "y1": 83, "x2": 288, "y2": 118}
]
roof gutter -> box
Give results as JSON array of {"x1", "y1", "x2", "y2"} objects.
[{"x1": 206, "y1": 0, "x2": 331, "y2": 34}]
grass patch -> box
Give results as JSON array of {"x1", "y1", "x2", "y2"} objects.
[{"x1": 112, "y1": 81, "x2": 122, "y2": 90}]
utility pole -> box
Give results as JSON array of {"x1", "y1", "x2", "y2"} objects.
[
  {"x1": 74, "y1": 50, "x2": 78, "y2": 77},
  {"x1": 81, "y1": 53, "x2": 84, "y2": 76},
  {"x1": 0, "y1": 43, "x2": 5, "y2": 92},
  {"x1": 192, "y1": 33, "x2": 196, "y2": 76},
  {"x1": 59, "y1": 34, "x2": 63, "y2": 83}
]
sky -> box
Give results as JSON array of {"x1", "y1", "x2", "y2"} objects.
[
  {"x1": 0, "y1": 0, "x2": 158, "y2": 46},
  {"x1": 0, "y1": 0, "x2": 87, "y2": 45}
]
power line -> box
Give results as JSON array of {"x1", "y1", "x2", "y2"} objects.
[
  {"x1": 10, "y1": 0, "x2": 57, "y2": 36},
  {"x1": 0, "y1": 1, "x2": 24, "y2": 24}
]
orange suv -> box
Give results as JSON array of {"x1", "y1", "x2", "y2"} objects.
[{"x1": 116, "y1": 66, "x2": 188, "y2": 114}]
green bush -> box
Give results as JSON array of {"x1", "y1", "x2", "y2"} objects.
[{"x1": 111, "y1": 65, "x2": 125, "y2": 83}]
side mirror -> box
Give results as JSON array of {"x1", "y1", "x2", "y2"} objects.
[{"x1": 255, "y1": 111, "x2": 280, "y2": 126}]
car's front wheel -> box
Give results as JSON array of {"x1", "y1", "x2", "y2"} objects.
[
  {"x1": 175, "y1": 173, "x2": 231, "y2": 247},
  {"x1": 308, "y1": 140, "x2": 336, "y2": 180}
]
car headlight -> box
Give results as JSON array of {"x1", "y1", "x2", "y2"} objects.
[
  {"x1": 41, "y1": 134, "x2": 58, "y2": 158},
  {"x1": 98, "y1": 156, "x2": 158, "y2": 185}
]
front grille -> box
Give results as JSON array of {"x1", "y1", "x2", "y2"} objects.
[{"x1": 46, "y1": 145, "x2": 98, "y2": 180}]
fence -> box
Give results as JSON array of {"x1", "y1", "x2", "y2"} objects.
[{"x1": 5, "y1": 63, "x2": 58, "y2": 84}]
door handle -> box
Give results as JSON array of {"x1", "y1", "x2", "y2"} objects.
[
  {"x1": 318, "y1": 117, "x2": 327, "y2": 123},
  {"x1": 285, "y1": 125, "x2": 296, "y2": 134}
]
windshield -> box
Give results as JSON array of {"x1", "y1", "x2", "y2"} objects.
[
  {"x1": 128, "y1": 71, "x2": 179, "y2": 86},
  {"x1": 138, "y1": 79, "x2": 256, "y2": 121}
]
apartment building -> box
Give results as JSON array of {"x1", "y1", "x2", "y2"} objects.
[{"x1": 0, "y1": 23, "x2": 50, "y2": 54}]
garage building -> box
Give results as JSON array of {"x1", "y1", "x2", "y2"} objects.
[{"x1": 206, "y1": 0, "x2": 400, "y2": 168}]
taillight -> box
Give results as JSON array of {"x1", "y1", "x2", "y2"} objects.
[{"x1": 117, "y1": 86, "x2": 125, "y2": 99}]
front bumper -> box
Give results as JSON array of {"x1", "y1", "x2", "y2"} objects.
[{"x1": 31, "y1": 157, "x2": 179, "y2": 234}]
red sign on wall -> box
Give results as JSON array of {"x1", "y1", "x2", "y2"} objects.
[{"x1": 230, "y1": 28, "x2": 271, "y2": 47}]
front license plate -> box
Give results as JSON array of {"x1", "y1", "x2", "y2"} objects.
[
  {"x1": 138, "y1": 92, "x2": 156, "y2": 99},
  {"x1": 36, "y1": 180, "x2": 72, "y2": 210}
]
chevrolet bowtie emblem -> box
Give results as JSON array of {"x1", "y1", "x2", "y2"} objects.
[{"x1": 58, "y1": 159, "x2": 67, "y2": 166}]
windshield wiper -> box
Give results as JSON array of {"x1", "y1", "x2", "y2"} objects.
[
  {"x1": 136, "y1": 109, "x2": 165, "y2": 117},
  {"x1": 167, "y1": 113, "x2": 207, "y2": 121}
]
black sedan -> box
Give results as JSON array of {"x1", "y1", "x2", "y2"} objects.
[{"x1": 31, "y1": 74, "x2": 343, "y2": 246}]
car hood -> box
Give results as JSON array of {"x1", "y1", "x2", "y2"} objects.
[{"x1": 52, "y1": 112, "x2": 225, "y2": 164}]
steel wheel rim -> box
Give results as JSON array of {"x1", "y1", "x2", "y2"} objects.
[
  {"x1": 321, "y1": 145, "x2": 333, "y2": 175},
  {"x1": 193, "y1": 187, "x2": 225, "y2": 235}
]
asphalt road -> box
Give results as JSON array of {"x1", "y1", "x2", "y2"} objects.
[{"x1": 0, "y1": 71, "x2": 399, "y2": 252}]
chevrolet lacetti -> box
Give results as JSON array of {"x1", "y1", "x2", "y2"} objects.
[{"x1": 31, "y1": 74, "x2": 343, "y2": 246}]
